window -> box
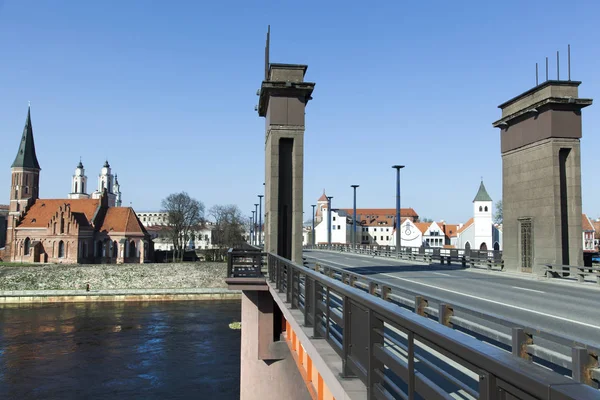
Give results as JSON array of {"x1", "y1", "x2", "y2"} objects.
[
  {"x1": 484, "y1": 206, "x2": 488, "y2": 212},
  {"x1": 58, "y1": 241, "x2": 65, "y2": 258},
  {"x1": 386, "y1": 228, "x2": 389, "y2": 232},
  {"x1": 386, "y1": 236, "x2": 389, "y2": 241},
  {"x1": 479, "y1": 206, "x2": 482, "y2": 212},
  {"x1": 60, "y1": 214, "x2": 65, "y2": 234},
  {"x1": 337, "y1": 225, "x2": 341, "y2": 229},
  {"x1": 16, "y1": 203, "x2": 20, "y2": 212},
  {"x1": 24, "y1": 238, "x2": 31, "y2": 255},
  {"x1": 25, "y1": 186, "x2": 28, "y2": 194},
  {"x1": 333, "y1": 216, "x2": 336, "y2": 221},
  {"x1": 332, "y1": 225, "x2": 336, "y2": 230}
]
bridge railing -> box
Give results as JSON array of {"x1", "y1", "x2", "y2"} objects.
[
  {"x1": 226, "y1": 247, "x2": 265, "y2": 278},
  {"x1": 546, "y1": 264, "x2": 600, "y2": 285},
  {"x1": 302, "y1": 257, "x2": 600, "y2": 390},
  {"x1": 305, "y1": 244, "x2": 504, "y2": 271},
  {"x1": 229, "y1": 249, "x2": 600, "y2": 399}
]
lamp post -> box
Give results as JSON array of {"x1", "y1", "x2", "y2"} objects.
[
  {"x1": 258, "y1": 195, "x2": 264, "y2": 247},
  {"x1": 327, "y1": 196, "x2": 333, "y2": 249},
  {"x1": 254, "y1": 203, "x2": 259, "y2": 246},
  {"x1": 392, "y1": 165, "x2": 405, "y2": 258},
  {"x1": 251, "y1": 211, "x2": 255, "y2": 245},
  {"x1": 351, "y1": 185, "x2": 359, "y2": 251},
  {"x1": 311, "y1": 204, "x2": 316, "y2": 247}
]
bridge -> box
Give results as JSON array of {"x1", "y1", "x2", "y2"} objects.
[{"x1": 226, "y1": 28, "x2": 599, "y2": 400}]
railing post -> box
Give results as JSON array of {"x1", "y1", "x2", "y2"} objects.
[
  {"x1": 367, "y1": 311, "x2": 384, "y2": 400},
  {"x1": 304, "y1": 276, "x2": 313, "y2": 327},
  {"x1": 286, "y1": 264, "x2": 292, "y2": 304},
  {"x1": 407, "y1": 331, "x2": 415, "y2": 400},
  {"x1": 572, "y1": 347, "x2": 599, "y2": 388},
  {"x1": 368, "y1": 281, "x2": 377, "y2": 296},
  {"x1": 478, "y1": 371, "x2": 498, "y2": 400},
  {"x1": 342, "y1": 296, "x2": 355, "y2": 377},
  {"x1": 512, "y1": 328, "x2": 532, "y2": 361},
  {"x1": 438, "y1": 303, "x2": 453, "y2": 327},
  {"x1": 415, "y1": 295, "x2": 428, "y2": 316},
  {"x1": 227, "y1": 249, "x2": 233, "y2": 277},
  {"x1": 381, "y1": 285, "x2": 392, "y2": 302},
  {"x1": 290, "y1": 269, "x2": 297, "y2": 309},
  {"x1": 313, "y1": 281, "x2": 323, "y2": 338}
]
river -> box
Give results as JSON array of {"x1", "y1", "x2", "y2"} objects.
[{"x1": 0, "y1": 300, "x2": 241, "y2": 399}]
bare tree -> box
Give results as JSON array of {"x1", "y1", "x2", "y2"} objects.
[
  {"x1": 494, "y1": 200, "x2": 503, "y2": 225},
  {"x1": 161, "y1": 192, "x2": 205, "y2": 262},
  {"x1": 209, "y1": 204, "x2": 246, "y2": 260}
]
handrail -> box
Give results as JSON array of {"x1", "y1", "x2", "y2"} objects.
[
  {"x1": 546, "y1": 264, "x2": 600, "y2": 285},
  {"x1": 228, "y1": 249, "x2": 600, "y2": 399},
  {"x1": 304, "y1": 256, "x2": 600, "y2": 379}
]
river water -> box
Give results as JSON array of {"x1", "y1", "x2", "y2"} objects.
[{"x1": 0, "y1": 301, "x2": 241, "y2": 399}]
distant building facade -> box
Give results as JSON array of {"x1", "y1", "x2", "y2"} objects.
[
  {"x1": 455, "y1": 181, "x2": 502, "y2": 251},
  {"x1": 137, "y1": 211, "x2": 216, "y2": 251},
  {"x1": 5, "y1": 107, "x2": 151, "y2": 264}
]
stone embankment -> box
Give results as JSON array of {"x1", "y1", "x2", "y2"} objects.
[{"x1": 0, "y1": 262, "x2": 227, "y2": 291}]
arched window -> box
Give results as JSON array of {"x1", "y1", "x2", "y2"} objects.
[
  {"x1": 82, "y1": 182, "x2": 85, "y2": 193},
  {"x1": 60, "y1": 214, "x2": 65, "y2": 234},
  {"x1": 16, "y1": 203, "x2": 20, "y2": 212},
  {"x1": 53, "y1": 222, "x2": 57, "y2": 234},
  {"x1": 113, "y1": 241, "x2": 118, "y2": 258},
  {"x1": 83, "y1": 241, "x2": 88, "y2": 257},
  {"x1": 58, "y1": 241, "x2": 65, "y2": 258},
  {"x1": 484, "y1": 206, "x2": 488, "y2": 212},
  {"x1": 493, "y1": 242, "x2": 500, "y2": 251},
  {"x1": 129, "y1": 240, "x2": 136, "y2": 257},
  {"x1": 465, "y1": 242, "x2": 471, "y2": 251},
  {"x1": 24, "y1": 237, "x2": 31, "y2": 255},
  {"x1": 480, "y1": 242, "x2": 488, "y2": 251},
  {"x1": 75, "y1": 182, "x2": 78, "y2": 193},
  {"x1": 479, "y1": 206, "x2": 482, "y2": 212}
]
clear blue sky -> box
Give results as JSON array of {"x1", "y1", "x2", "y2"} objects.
[{"x1": 1, "y1": 0, "x2": 598, "y2": 223}]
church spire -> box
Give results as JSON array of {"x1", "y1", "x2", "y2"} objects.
[{"x1": 12, "y1": 105, "x2": 41, "y2": 170}]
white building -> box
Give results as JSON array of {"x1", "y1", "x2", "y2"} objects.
[
  {"x1": 314, "y1": 208, "x2": 353, "y2": 244},
  {"x1": 68, "y1": 159, "x2": 121, "y2": 206},
  {"x1": 582, "y1": 214, "x2": 595, "y2": 252},
  {"x1": 455, "y1": 181, "x2": 502, "y2": 251},
  {"x1": 422, "y1": 221, "x2": 446, "y2": 248},
  {"x1": 388, "y1": 219, "x2": 425, "y2": 247},
  {"x1": 136, "y1": 211, "x2": 216, "y2": 251}
]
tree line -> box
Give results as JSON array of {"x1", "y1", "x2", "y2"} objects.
[{"x1": 160, "y1": 192, "x2": 247, "y2": 262}]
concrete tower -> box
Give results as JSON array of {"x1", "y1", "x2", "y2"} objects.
[
  {"x1": 68, "y1": 159, "x2": 90, "y2": 199},
  {"x1": 6, "y1": 106, "x2": 41, "y2": 259},
  {"x1": 493, "y1": 80, "x2": 593, "y2": 273},
  {"x1": 259, "y1": 31, "x2": 315, "y2": 264},
  {"x1": 473, "y1": 181, "x2": 493, "y2": 250}
]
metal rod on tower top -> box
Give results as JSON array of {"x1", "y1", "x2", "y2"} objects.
[
  {"x1": 546, "y1": 57, "x2": 549, "y2": 81},
  {"x1": 568, "y1": 44, "x2": 571, "y2": 81},
  {"x1": 557, "y1": 51, "x2": 560, "y2": 80},
  {"x1": 254, "y1": 204, "x2": 259, "y2": 246},
  {"x1": 536, "y1": 63, "x2": 539, "y2": 86}
]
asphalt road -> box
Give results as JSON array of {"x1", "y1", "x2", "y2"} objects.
[{"x1": 303, "y1": 250, "x2": 600, "y2": 348}]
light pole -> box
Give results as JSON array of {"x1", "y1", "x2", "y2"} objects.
[
  {"x1": 258, "y1": 194, "x2": 264, "y2": 247},
  {"x1": 254, "y1": 203, "x2": 259, "y2": 246},
  {"x1": 251, "y1": 211, "x2": 255, "y2": 245},
  {"x1": 351, "y1": 185, "x2": 359, "y2": 251},
  {"x1": 327, "y1": 196, "x2": 333, "y2": 249},
  {"x1": 392, "y1": 165, "x2": 405, "y2": 258},
  {"x1": 311, "y1": 204, "x2": 316, "y2": 247}
]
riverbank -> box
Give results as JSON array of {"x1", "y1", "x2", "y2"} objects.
[
  {"x1": 0, "y1": 262, "x2": 228, "y2": 291},
  {"x1": 0, "y1": 288, "x2": 240, "y2": 304}
]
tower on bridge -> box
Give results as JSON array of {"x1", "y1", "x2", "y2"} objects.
[
  {"x1": 258, "y1": 27, "x2": 315, "y2": 264},
  {"x1": 493, "y1": 73, "x2": 593, "y2": 273}
]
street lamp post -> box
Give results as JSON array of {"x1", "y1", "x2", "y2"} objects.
[
  {"x1": 251, "y1": 211, "x2": 255, "y2": 245},
  {"x1": 392, "y1": 165, "x2": 405, "y2": 258},
  {"x1": 327, "y1": 196, "x2": 333, "y2": 249},
  {"x1": 254, "y1": 204, "x2": 259, "y2": 246},
  {"x1": 258, "y1": 195, "x2": 264, "y2": 247},
  {"x1": 351, "y1": 185, "x2": 359, "y2": 251},
  {"x1": 311, "y1": 204, "x2": 316, "y2": 247}
]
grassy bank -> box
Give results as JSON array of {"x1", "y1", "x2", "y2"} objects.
[{"x1": 0, "y1": 262, "x2": 227, "y2": 291}]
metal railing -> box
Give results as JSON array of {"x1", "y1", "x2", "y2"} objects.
[
  {"x1": 306, "y1": 244, "x2": 504, "y2": 271},
  {"x1": 302, "y1": 257, "x2": 600, "y2": 391},
  {"x1": 546, "y1": 264, "x2": 600, "y2": 285},
  {"x1": 226, "y1": 248, "x2": 265, "y2": 278},
  {"x1": 228, "y1": 249, "x2": 600, "y2": 399}
]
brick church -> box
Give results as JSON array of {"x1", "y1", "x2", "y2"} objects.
[{"x1": 4, "y1": 107, "x2": 153, "y2": 264}]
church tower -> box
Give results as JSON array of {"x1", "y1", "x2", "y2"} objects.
[
  {"x1": 68, "y1": 159, "x2": 90, "y2": 199},
  {"x1": 473, "y1": 180, "x2": 493, "y2": 250},
  {"x1": 92, "y1": 160, "x2": 116, "y2": 207},
  {"x1": 113, "y1": 174, "x2": 122, "y2": 207},
  {"x1": 7, "y1": 106, "x2": 41, "y2": 258},
  {"x1": 315, "y1": 190, "x2": 328, "y2": 224}
]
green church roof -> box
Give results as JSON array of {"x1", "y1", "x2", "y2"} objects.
[
  {"x1": 473, "y1": 181, "x2": 492, "y2": 202},
  {"x1": 11, "y1": 107, "x2": 41, "y2": 170}
]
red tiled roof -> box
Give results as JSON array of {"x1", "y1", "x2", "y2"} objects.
[
  {"x1": 592, "y1": 220, "x2": 600, "y2": 239},
  {"x1": 582, "y1": 214, "x2": 594, "y2": 232},
  {"x1": 457, "y1": 218, "x2": 474, "y2": 234},
  {"x1": 414, "y1": 222, "x2": 430, "y2": 234},
  {"x1": 318, "y1": 191, "x2": 328, "y2": 202},
  {"x1": 443, "y1": 224, "x2": 460, "y2": 238},
  {"x1": 342, "y1": 208, "x2": 419, "y2": 218},
  {"x1": 99, "y1": 207, "x2": 147, "y2": 234},
  {"x1": 18, "y1": 199, "x2": 100, "y2": 228}
]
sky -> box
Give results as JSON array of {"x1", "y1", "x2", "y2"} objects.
[{"x1": 0, "y1": 0, "x2": 599, "y2": 224}]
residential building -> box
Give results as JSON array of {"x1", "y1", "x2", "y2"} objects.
[
  {"x1": 582, "y1": 214, "x2": 595, "y2": 252},
  {"x1": 4, "y1": 107, "x2": 152, "y2": 264},
  {"x1": 136, "y1": 211, "x2": 217, "y2": 251}
]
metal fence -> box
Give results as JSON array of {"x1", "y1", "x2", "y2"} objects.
[
  {"x1": 305, "y1": 244, "x2": 504, "y2": 271},
  {"x1": 228, "y1": 249, "x2": 600, "y2": 399}
]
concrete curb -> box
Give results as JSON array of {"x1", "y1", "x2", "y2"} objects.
[{"x1": 0, "y1": 288, "x2": 242, "y2": 304}]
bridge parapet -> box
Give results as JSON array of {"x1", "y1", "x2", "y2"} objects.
[{"x1": 229, "y1": 249, "x2": 600, "y2": 399}]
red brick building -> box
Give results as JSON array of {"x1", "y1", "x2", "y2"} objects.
[{"x1": 5, "y1": 107, "x2": 152, "y2": 264}]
